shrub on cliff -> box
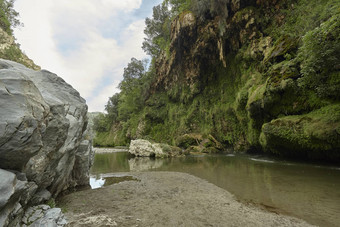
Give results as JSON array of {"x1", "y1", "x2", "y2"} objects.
[{"x1": 297, "y1": 12, "x2": 340, "y2": 99}]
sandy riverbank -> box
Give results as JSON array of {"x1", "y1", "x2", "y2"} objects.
[
  {"x1": 93, "y1": 147, "x2": 128, "y2": 154},
  {"x1": 58, "y1": 172, "x2": 313, "y2": 227}
]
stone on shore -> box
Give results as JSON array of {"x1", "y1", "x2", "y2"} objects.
[{"x1": 129, "y1": 139, "x2": 182, "y2": 158}]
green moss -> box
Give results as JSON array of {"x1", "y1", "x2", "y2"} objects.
[
  {"x1": 176, "y1": 134, "x2": 201, "y2": 148},
  {"x1": 93, "y1": 0, "x2": 340, "y2": 163},
  {"x1": 263, "y1": 35, "x2": 299, "y2": 63},
  {"x1": 47, "y1": 198, "x2": 56, "y2": 208},
  {"x1": 202, "y1": 147, "x2": 220, "y2": 154},
  {"x1": 186, "y1": 145, "x2": 202, "y2": 153},
  {"x1": 247, "y1": 81, "x2": 266, "y2": 106},
  {"x1": 260, "y1": 104, "x2": 340, "y2": 161}
]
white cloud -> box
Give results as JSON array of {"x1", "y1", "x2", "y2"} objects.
[
  {"x1": 14, "y1": 0, "x2": 148, "y2": 112},
  {"x1": 87, "y1": 80, "x2": 121, "y2": 114}
]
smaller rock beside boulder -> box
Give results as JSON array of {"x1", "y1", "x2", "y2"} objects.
[
  {"x1": 22, "y1": 205, "x2": 67, "y2": 227},
  {"x1": 129, "y1": 140, "x2": 183, "y2": 158},
  {"x1": 0, "y1": 169, "x2": 31, "y2": 227}
]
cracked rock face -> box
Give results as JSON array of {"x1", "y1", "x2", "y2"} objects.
[
  {"x1": 129, "y1": 139, "x2": 183, "y2": 158},
  {"x1": 0, "y1": 59, "x2": 93, "y2": 226},
  {"x1": 22, "y1": 205, "x2": 67, "y2": 227}
]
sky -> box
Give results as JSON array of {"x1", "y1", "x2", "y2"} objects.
[{"x1": 14, "y1": 0, "x2": 163, "y2": 112}]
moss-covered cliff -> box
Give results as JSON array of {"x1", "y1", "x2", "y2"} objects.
[{"x1": 95, "y1": 0, "x2": 340, "y2": 163}]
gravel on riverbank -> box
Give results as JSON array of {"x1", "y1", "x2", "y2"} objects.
[
  {"x1": 58, "y1": 172, "x2": 314, "y2": 227},
  {"x1": 93, "y1": 147, "x2": 128, "y2": 153}
]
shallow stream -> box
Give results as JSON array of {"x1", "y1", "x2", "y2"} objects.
[{"x1": 90, "y1": 149, "x2": 340, "y2": 226}]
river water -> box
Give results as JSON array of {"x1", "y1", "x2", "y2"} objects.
[{"x1": 90, "y1": 149, "x2": 340, "y2": 227}]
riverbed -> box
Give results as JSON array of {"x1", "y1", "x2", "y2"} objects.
[{"x1": 87, "y1": 149, "x2": 340, "y2": 226}]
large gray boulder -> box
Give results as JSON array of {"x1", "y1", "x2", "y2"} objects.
[
  {"x1": 0, "y1": 59, "x2": 93, "y2": 226},
  {"x1": 129, "y1": 139, "x2": 183, "y2": 158}
]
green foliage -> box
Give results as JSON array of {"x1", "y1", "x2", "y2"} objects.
[
  {"x1": 165, "y1": 0, "x2": 192, "y2": 15},
  {"x1": 176, "y1": 134, "x2": 199, "y2": 149},
  {"x1": 297, "y1": 12, "x2": 340, "y2": 99},
  {"x1": 267, "y1": 0, "x2": 337, "y2": 39},
  {"x1": 47, "y1": 198, "x2": 56, "y2": 208},
  {"x1": 94, "y1": 0, "x2": 340, "y2": 162},
  {"x1": 93, "y1": 57, "x2": 154, "y2": 146},
  {"x1": 93, "y1": 132, "x2": 116, "y2": 147},
  {"x1": 142, "y1": 4, "x2": 171, "y2": 57},
  {"x1": 118, "y1": 58, "x2": 147, "y2": 90},
  {"x1": 1, "y1": 44, "x2": 39, "y2": 69},
  {"x1": 0, "y1": 0, "x2": 21, "y2": 35},
  {"x1": 93, "y1": 113, "x2": 111, "y2": 133},
  {"x1": 2, "y1": 44, "x2": 21, "y2": 60},
  {"x1": 260, "y1": 104, "x2": 340, "y2": 160},
  {"x1": 105, "y1": 93, "x2": 120, "y2": 123}
]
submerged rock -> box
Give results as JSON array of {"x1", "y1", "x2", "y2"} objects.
[
  {"x1": 129, "y1": 139, "x2": 183, "y2": 158},
  {"x1": 0, "y1": 59, "x2": 93, "y2": 226}
]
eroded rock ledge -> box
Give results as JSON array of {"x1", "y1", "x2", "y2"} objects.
[{"x1": 0, "y1": 59, "x2": 94, "y2": 226}]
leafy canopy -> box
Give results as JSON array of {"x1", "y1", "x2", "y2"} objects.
[{"x1": 0, "y1": 0, "x2": 21, "y2": 35}]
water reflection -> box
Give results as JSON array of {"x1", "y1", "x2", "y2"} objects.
[
  {"x1": 90, "y1": 151, "x2": 340, "y2": 227},
  {"x1": 91, "y1": 152, "x2": 130, "y2": 174},
  {"x1": 129, "y1": 157, "x2": 164, "y2": 171},
  {"x1": 90, "y1": 177, "x2": 105, "y2": 189},
  {"x1": 90, "y1": 173, "x2": 139, "y2": 189}
]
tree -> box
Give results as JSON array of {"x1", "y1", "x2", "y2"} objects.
[
  {"x1": 165, "y1": 0, "x2": 191, "y2": 15},
  {"x1": 142, "y1": 3, "x2": 171, "y2": 57},
  {"x1": 118, "y1": 57, "x2": 148, "y2": 90},
  {"x1": 105, "y1": 93, "x2": 120, "y2": 123},
  {"x1": 297, "y1": 13, "x2": 340, "y2": 99},
  {"x1": 0, "y1": 0, "x2": 21, "y2": 35},
  {"x1": 93, "y1": 113, "x2": 111, "y2": 133}
]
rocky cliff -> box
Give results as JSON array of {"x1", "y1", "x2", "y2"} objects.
[
  {"x1": 0, "y1": 59, "x2": 94, "y2": 226},
  {"x1": 151, "y1": 1, "x2": 340, "y2": 161},
  {"x1": 94, "y1": 0, "x2": 339, "y2": 163}
]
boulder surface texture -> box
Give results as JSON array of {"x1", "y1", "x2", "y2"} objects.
[
  {"x1": 0, "y1": 59, "x2": 93, "y2": 226},
  {"x1": 129, "y1": 139, "x2": 182, "y2": 158}
]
